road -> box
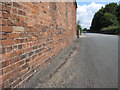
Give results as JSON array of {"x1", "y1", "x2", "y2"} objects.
[{"x1": 36, "y1": 33, "x2": 118, "y2": 88}]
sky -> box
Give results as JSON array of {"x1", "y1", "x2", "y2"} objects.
[{"x1": 76, "y1": 0, "x2": 120, "y2": 29}]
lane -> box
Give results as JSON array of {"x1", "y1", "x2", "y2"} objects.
[
  {"x1": 37, "y1": 33, "x2": 118, "y2": 88},
  {"x1": 69, "y1": 33, "x2": 118, "y2": 88}
]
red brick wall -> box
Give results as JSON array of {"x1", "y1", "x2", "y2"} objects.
[{"x1": 0, "y1": 2, "x2": 77, "y2": 88}]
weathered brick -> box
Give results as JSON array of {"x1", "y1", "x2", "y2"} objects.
[
  {"x1": 1, "y1": 79, "x2": 10, "y2": 88},
  {"x1": 2, "y1": 2, "x2": 12, "y2": 6},
  {"x1": 13, "y1": 2, "x2": 22, "y2": 9},
  {"x1": 2, "y1": 11, "x2": 10, "y2": 19},
  {"x1": 18, "y1": 10, "x2": 26, "y2": 16},
  {"x1": 1, "y1": 39, "x2": 14, "y2": 46},
  {"x1": 1, "y1": 26, "x2": 13, "y2": 32},
  {"x1": 2, "y1": 72, "x2": 11, "y2": 82},
  {"x1": 13, "y1": 45, "x2": 17, "y2": 51},
  {"x1": 10, "y1": 14, "x2": 18, "y2": 20},
  {"x1": 29, "y1": 51, "x2": 34, "y2": 56},
  {"x1": 12, "y1": 78, "x2": 22, "y2": 88},
  {"x1": 25, "y1": 2, "x2": 33, "y2": 8},
  {"x1": 6, "y1": 46, "x2": 12, "y2": 53},
  {"x1": 22, "y1": 63, "x2": 29, "y2": 70},
  {"x1": 2, "y1": 60, "x2": 10, "y2": 68},
  {"x1": 25, "y1": 58, "x2": 31, "y2": 63},
  {"x1": 7, "y1": 20, "x2": 16, "y2": 26},
  {"x1": 12, "y1": 8, "x2": 17, "y2": 14},
  {"x1": 0, "y1": 47, "x2": 6, "y2": 54},
  {"x1": 2, "y1": 4, "x2": 11, "y2": 13},
  {"x1": 9, "y1": 56, "x2": 20, "y2": 65},
  {"x1": 18, "y1": 44, "x2": 22, "y2": 49},
  {"x1": 22, "y1": 44, "x2": 27, "y2": 49},
  {"x1": 0, "y1": 11, "x2": 2, "y2": 18},
  {"x1": 13, "y1": 26, "x2": 24, "y2": 32},
  {"x1": 20, "y1": 54, "x2": 26, "y2": 60},
  {"x1": 8, "y1": 33, "x2": 20, "y2": 39},
  {"x1": 0, "y1": 19, "x2": 7, "y2": 26},
  {"x1": 2, "y1": 51, "x2": 15, "y2": 60},
  {"x1": 0, "y1": 2, "x2": 77, "y2": 88},
  {"x1": 18, "y1": 16, "x2": 25, "y2": 21}
]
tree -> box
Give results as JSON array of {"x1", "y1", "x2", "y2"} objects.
[
  {"x1": 77, "y1": 21, "x2": 82, "y2": 31},
  {"x1": 83, "y1": 28, "x2": 87, "y2": 31},
  {"x1": 117, "y1": 4, "x2": 120, "y2": 23},
  {"x1": 104, "y1": 3, "x2": 118, "y2": 16},
  {"x1": 90, "y1": 8, "x2": 104, "y2": 32},
  {"x1": 76, "y1": 21, "x2": 82, "y2": 37},
  {"x1": 90, "y1": 3, "x2": 119, "y2": 33},
  {"x1": 77, "y1": 21, "x2": 82, "y2": 33},
  {"x1": 102, "y1": 13, "x2": 119, "y2": 27}
]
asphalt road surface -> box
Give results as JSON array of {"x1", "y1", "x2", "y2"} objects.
[{"x1": 37, "y1": 33, "x2": 118, "y2": 88}]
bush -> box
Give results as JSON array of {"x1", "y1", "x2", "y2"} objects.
[{"x1": 101, "y1": 26, "x2": 120, "y2": 34}]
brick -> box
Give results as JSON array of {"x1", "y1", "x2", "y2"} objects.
[
  {"x1": 1, "y1": 26, "x2": 13, "y2": 32},
  {"x1": 2, "y1": 60, "x2": 10, "y2": 68},
  {"x1": 18, "y1": 16, "x2": 25, "y2": 21},
  {"x1": 1, "y1": 39, "x2": 14, "y2": 46},
  {"x1": 1, "y1": 79, "x2": 10, "y2": 88},
  {"x1": 22, "y1": 63, "x2": 29, "y2": 70},
  {"x1": 2, "y1": 72, "x2": 11, "y2": 82},
  {"x1": 18, "y1": 44, "x2": 22, "y2": 49},
  {"x1": 6, "y1": 46, "x2": 12, "y2": 53},
  {"x1": 2, "y1": 11, "x2": 10, "y2": 19},
  {"x1": 12, "y1": 8, "x2": 17, "y2": 14},
  {"x1": 13, "y1": 2, "x2": 22, "y2": 9},
  {"x1": 0, "y1": 2, "x2": 77, "y2": 88},
  {"x1": 0, "y1": 33, "x2": 8, "y2": 40},
  {"x1": 18, "y1": 10, "x2": 26, "y2": 16},
  {"x1": 13, "y1": 26, "x2": 24, "y2": 32},
  {"x1": 0, "y1": 67, "x2": 3, "y2": 75},
  {"x1": 13, "y1": 45, "x2": 17, "y2": 51},
  {"x1": 25, "y1": 58, "x2": 31, "y2": 63},
  {"x1": 29, "y1": 51, "x2": 34, "y2": 56},
  {"x1": 0, "y1": 19, "x2": 7, "y2": 26},
  {"x1": 2, "y1": 2, "x2": 12, "y2": 6},
  {"x1": 2, "y1": 4, "x2": 11, "y2": 13},
  {"x1": 9, "y1": 77, "x2": 14, "y2": 83},
  {"x1": 8, "y1": 33, "x2": 20, "y2": 39},
  {"x1": 12, "y1": 78, "x2": 22, "y2": 88},
  {"x1": 27, "y1": 22, "x2": 34, "y2": 27},
  {"x1": 10, "y1": 14, "x2": 18, "y2": 20},
  {"x1": 7, "y1": 20, "x2": 16, "y2": 26},
  {"x1": 9, "y1": 56, "x2": 20, "y2": 65},
  {"x1": 15, "y1": 49, "x2": 24, "y2": 56},
  {"x1": 3, "y1": 65, "x2": 13, "y2": 74},
  {"x1": 25, "y1": 2, "x2": 33, "y2": 8},
  {"x1": 2, "y1": 51, "x2": 15, "y2": 60},
  {"x1": 22, "y1": 44, "x2": 27, "y2": 48},
  {"x1": 20, "y1": 54, "x2": 26, "y2": 60},
  {"x1": 0, "y1": 11, "x2": 2, "y2": 18}
]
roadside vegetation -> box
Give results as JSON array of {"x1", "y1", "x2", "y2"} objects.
[
  {"x1": 90, "y1": 3, "x2": 120, "y2": 35},
  {"x1": 76, "y1": 21, "x2": 82, "y2": 35}
]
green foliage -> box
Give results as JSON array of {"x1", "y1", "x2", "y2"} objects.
[
  {"x1": 90, "y1": 8, "x2": 105, "y2": 32},
  {"x1": 104, "y1": 3, "x2": 118, "y2": 16},
  {"x1": 102, "y1": 13, "x2": 119, "y2": 27},
  {"x1": 83, "y1": 28, "x2": 87, "y2": 31},
  {"x1": 77, "y1": 24, "x2": 82, "y2": 31},
  {"x1": 101, "y1": 26, "x2": 120, "y2": 34},
  {"x1": 101, "y1": 26, "x2": 119, "y2": 31},
  {"x1": 117, "y1": 4, "x2": 120, "y2": 23},
  {"x1": 90, "y1": 3, "x2": 120, "y2": 34},
  {"x1": 76, "y1": 21, "x2": 82, "y2": 31}
]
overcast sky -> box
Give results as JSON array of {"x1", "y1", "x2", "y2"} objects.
[{"x1": 76, "y1": 0, "x2": 119, "y2": 29}]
